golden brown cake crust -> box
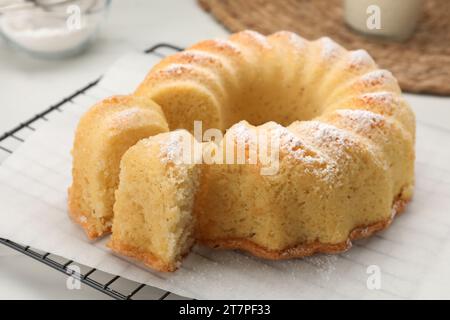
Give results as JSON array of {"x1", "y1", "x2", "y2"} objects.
[
  {"x1": 108, "y1": 195, "x2": 408, "y2": 272},
  {"x1": 198, "y1": 196, "x2": 409, "y2": 260}
]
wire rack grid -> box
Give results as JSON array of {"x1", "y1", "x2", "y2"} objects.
[{"x1": 0, "y1": 43, "x2": 190, "y2": 300}]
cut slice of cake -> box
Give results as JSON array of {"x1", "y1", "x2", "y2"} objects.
[
  {"x1": 68, "y1": 95, "x2": 169, "y2": 239},
  {"x1": 108, "y1": 130, "x2": 200, "y2": 272}
]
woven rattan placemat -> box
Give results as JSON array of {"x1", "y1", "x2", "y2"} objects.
[{"x1": 199, "y1": 0, "x2": 450, "y2": 95}]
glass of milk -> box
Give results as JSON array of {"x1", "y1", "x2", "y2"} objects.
[
  {"x1": 0, "y1": 0, "x2": 111, "y2": 58},
  {"x1": 344, "y1": 0, "x2": 423, "y2": 41}
]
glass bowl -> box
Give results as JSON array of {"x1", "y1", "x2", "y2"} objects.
[{"x1": 0, "y1": 0, "x2": 111, "y2": 58}]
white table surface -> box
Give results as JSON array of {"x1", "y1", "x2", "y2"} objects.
[{"x1": 0, "y1": 0, "x2": 449, "y2": 299}]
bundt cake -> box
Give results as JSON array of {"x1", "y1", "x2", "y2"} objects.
[
  {"x1": 69, "y1": 95, "x2": 169, "y2": 239},
  {"x1": 69, "y1": 30, "x2": 415, "y2": 272}
]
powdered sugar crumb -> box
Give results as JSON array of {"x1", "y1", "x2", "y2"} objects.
[
  {"x1": 266, "y1": 123, "x2": 322, "y2": 164},
  {"x1": 360, "y1": 91, "x2": 397, "y2": 105},
  {"x1": 320, "y1": 37, "x2": 341, "y2": 60},
  {"x1": 180, "y1": 51, "x2": 219, "y2": 63},
  {"x1": 210, "y1": 38, "x2": 242, "y2": 54},
  {"x1": 111, "y1": 107, "x2": 142, "y2": 126},
  {"x1": 228, "y1": 121, "x2": 257, "y2": 146},
  {"x1": 336, "y1": 109, "x2": 385, "y2": 133},
  {"x1": 241, "y1": 30, "x2": 271, "y2": 49},
  {"x1": 360, "y1": 70, "x2": 393, "y2": 86},
  {"x1": 276, "y1": 31, "x2": 306, "y2": 51},
  {"x1": 306, "y1": 254, "x2": 338, "y2": 282},
  {"x1": 299, "y1": 121, "x2": 362, "y2": 183},
  {"x1": 265, "y1": 122, "x2": 338, "y2": 183},
  {"x1": 306, "y1": 121, "x2": 355, "y2": 150},
  {"x1": 159, "y1": 130, "x2": 191, "y2": 164},
  {"x1": 162, "y1": 63, "x2": 190, "y2": 75},
  {"x1": 227, "y1": 121, "x2": 337, "y2": 179},
  {"x1": 347, "y1": 49, "x2": 375, "y2": 69}
]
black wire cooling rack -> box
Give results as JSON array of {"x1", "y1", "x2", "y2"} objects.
[{"x1": 0, "y1": 43, "x2": 190, "y2": 300}]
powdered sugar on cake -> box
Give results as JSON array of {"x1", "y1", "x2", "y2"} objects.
[
  {"x1": 360, "y1": 91, "x2": 398, "y2": 105},
  {"x1": 336, "y1": 109, "x2": 385, "y2": 132},
  {"x1": 228, "y1": 121, "x2": 257, "y2": 146},
  {"x1": 210, "y1": 39, "x2": 243, "y2": 55},
  {"x1": 180, "y1": 51, "x2": 219, "y2": 64},
  {"x1": 320, "y1": 37, "x2": 342, "y2": 60},
  {"x1": 359, "y1": 70, "x2": 394, "y2": 87},
  {"x1": 159, "y1": 131, "x2": 189, "y2": 163},
  {"x1": 306, "y1": 121, "x2": 355, "y2": 151},
  {"x1": 265, "y1": 122, "x2": 339, "y2": 183},
  {"x1": 298, "y1": 121, "x2": 363, "y2": 183},
  {"x1": 285, "y1": 33, "x2": 307, "y2": 51},
  {"x1": 347, "y1": 49, "x2": 375, "y2": 69},
  {"x1": 241, "y1": 30, "x2": 272, "y2": 49},
  {"x1": 161, "y1": 63, "x2": 189, "y2": 76},
  {"x1": 267, "y1": 123, "x2": 323, "y2": 164},
  {"x1": 110, "y1": 107, "x2": 142, "y2": 127}
]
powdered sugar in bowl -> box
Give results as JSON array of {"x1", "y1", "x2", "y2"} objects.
[{"x1": 0, "y1": 0, "x2": 111, "y2": 58}]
